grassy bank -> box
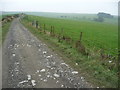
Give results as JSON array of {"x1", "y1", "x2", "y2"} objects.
[
  {"x1": 0, "y1": 14, "x2": 12, "y2": 45},
  {"x1": 21, "y1": 16, "x2": 118, "y2": 88},
  {"x1": 1, "y1": 22, "x2": 11, "y2": 44}
]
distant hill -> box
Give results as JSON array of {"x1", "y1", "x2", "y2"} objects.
[
  {"x1": 1, "y1": 11, "x2": 118, "y2": 24},
  {"x1": 24, "y1": 12, "x2": 118, "y2": 25}
]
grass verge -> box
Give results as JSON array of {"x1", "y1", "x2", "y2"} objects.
[
  {"x1": 21, "y1": 19, "x2": 118, "y2": 88},
  {"x1": 1, "y1": 22, "x2": 11, "y2": 45}
]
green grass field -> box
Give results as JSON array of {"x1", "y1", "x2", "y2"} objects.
[
  {"x1": 25, "y1": 15, "x2": 118, "y2": 56},
  {"x1": 22, "y1": 14, "x2": 118, "y2": 88}
]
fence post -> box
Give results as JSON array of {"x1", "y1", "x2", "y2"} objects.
[
  {"x1": 32, "y1": 21, "x2": 34, "y2": 26},
  {"x1": 80, "y1": 32, "x2": 83, "y2": 42},
  {"x1": 58, "y1": 33, "x2": 61, "y2": 42},
  {"x1": 34, "y1": 20, "x2": 36, "y2": 27},
  {"x1": 40, "y1": 25, "x2": 42, "y2": 32},
  {"x1": 36, "y1": 21, "x2": 38, "y2": 28},
  {"x1": 50, "y1": 26, "x2": 53, "y2": 35},
  {"x1": 53, "y1": 26, "x2": 55, "y2": 36},
  {"x1": 44, "y1": 24, "x2": 46, "y2": 33}
]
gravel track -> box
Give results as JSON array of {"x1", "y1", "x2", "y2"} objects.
[{"x1": 2, "y1": 18, "x2": 93, "y2": 88}]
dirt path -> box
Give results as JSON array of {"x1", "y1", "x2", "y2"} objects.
[{"x1": 2, "y1": 18, "x2": 93, "y2": 88}]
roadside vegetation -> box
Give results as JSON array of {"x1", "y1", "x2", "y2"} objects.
[
  {"x1": 2, "y1": 22, "x2": 11, "y2": 44},
  {"x1": 0, "y1": 15, "x2": 12, "y2": 45},
  {"x1": 21, "y1": 15, "x2": 118, "y2": 88}
]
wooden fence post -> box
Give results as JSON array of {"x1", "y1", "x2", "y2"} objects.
[
  {"x1": 32, "y1": 21, "x2": 34, "y2": 26},
  {"x1": 34, "y1": 20, "x2": 36, "y2": 27},
  {"x1": 61, "y1": 28, "x2": 65, "y2": 40},
  {"x1": 50, "y1": 26, "x2": 53, "y2": 36},
  {"x1": 58, "y1": 33, "x2": 61, "y2": 42},
  {"x1": 61, "y1": 28, "x2": 64, "y2": 36},
  {"x1": 40, "y1": 25, "x2": 42, "y2": 32},
  {"x1": 44, "y1": 24, "x2": 46, "y2": 33},
  {"x1": 58, "y1": 28, "x2": 64, "y2": 42},
  {"x1": 36, "y1": 21, "x2": 38, "y2": 28},
  {"x1": 80, "y1": 32, "x2": 83, "y2": 42},
  {"x1": 53, "y1": 26, "x2": 55, "y2": 36}
]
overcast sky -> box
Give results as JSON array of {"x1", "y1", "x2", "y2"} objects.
[{"x1": 0, "y1": 0, "x2": 119, "y2": 15}]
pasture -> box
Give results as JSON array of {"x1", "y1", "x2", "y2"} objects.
[{"x1": 24, "y1": 15, "x2": 118, "y2": 56}]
